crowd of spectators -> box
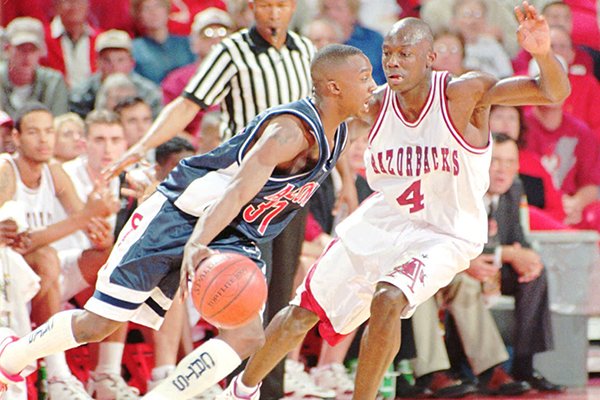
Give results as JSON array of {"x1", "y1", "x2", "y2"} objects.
[{"x1": 1, "y1": 0, "x2": 600, "y2": 399}]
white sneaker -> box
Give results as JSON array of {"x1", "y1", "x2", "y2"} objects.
[
  {"x1": 48, "y1": 374, "x2": 94, "y2": 399},
  {"x1": 310, "y1": 363, "x2": 354, "y2": 397},
  {"x1": 0, "y1": 327, "x2": 24, "y2": 397},
  {"x1": 87, "y1": 371, "x2": 141, "y2": 399},
  {"x1": 284, "y1": 360, "x2": 335, "y2": 399},
  {"x1": 216, "y1": 375, "x2": 260, "y2": 400}
]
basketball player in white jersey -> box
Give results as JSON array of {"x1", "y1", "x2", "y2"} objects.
[
  {"x1": 216, "y1": 3, "x2": 571, "y2": 400},
  {"x1": 0, "y1": 103, "x2": 117, "y2": 399}
]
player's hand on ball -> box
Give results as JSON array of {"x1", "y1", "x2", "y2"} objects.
[{"x1": 180, "y1": 241, "x2": 214, "y2": 301}]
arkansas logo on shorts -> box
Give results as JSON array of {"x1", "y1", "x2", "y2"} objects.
[{"x1": 388, "y1": 257, "x2": 426, "y2": 293}]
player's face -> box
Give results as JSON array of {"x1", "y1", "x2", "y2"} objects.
[
  {"x1": 15, "y1": 111, "x2": 55, "y2": 163},
  {"x1": 55, "y1": 120, "x2": 86, "y2": 162},
  {"x1": 155, "y1": 150, "x2": 194, "y2": 181},
  {"x1": 489, "y1": 140, "x2": 519, "y2": 195},
  {"x1": 251, "y1": 0, "x2": 296, "y2": 45},
  {"x1": 338, "y1": 54, "x2": 377, "y2": 118},
  {"x1": 383, "y1": 32, "x2": 434, "y2": 92},
  {"x1": 489, "y1": 106, "x2": 520, "y2": 141},
  {"x1": 119, "y1": 103, "x2": 153, "y2": 148},
  {"x1": 433, "y1": 34, "x2": 464, "y2": 75},
  {"x1": 86, "y1": 123, "x2": 128, "y2": 172}
]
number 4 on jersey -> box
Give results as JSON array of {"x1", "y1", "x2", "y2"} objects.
[{"x1": 396, "y1": 180, "x2": 424, "y2": 213}]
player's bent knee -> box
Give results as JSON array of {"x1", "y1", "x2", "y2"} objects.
[
  {"x1": 286, "y1": 305, "x2": 319, "y2": 333},
  {"x1": 371, "y1": 283, "x2": 408, "y2": 317},
  {"x1": 221, "y1": 319, "x2": 266, "y2": 359},
  {"x1": 72, "y1": 310, "x2": 124, "y2": 343}
]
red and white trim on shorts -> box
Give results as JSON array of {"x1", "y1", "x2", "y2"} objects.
[
  {"x1": 298, "y1": 238, "x2": 351, "y2": 346},
  {"x1": 0, "y1": 329, "x2": 24, "y2": 396}
]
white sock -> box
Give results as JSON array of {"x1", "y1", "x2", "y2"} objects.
[
  {"x1": 144, "y1": 339, "x2": 241, "y2": 399},
  {"x1": 45, "y1": 353, "x2": 72, "y2": 380},
  {"x1": 151, "y1": 365, "x2": 176, "y2": 381},
  {"x1": 234, "y1": 375, "x2": 260, "y2": 397},
  {"x1": 0, "y1": 310, "x2": 81, "y2": 374},
  {"x1": 95, "y1": 342, "x2": 125, "y2": 376}
]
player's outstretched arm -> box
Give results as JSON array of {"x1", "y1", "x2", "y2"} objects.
[
  {"x1": 480, "y1": 1, "x2": 570, "y2": 106},
  {"x1": 102, "y1": 96, "x2": 201, "y2": 179},
  {"x1": 179, "y1": 115, "x2": 311, "y2": 295}
]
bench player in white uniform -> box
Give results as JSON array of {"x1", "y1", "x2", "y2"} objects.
[
  {"x1": 217, "y1": 3, "x2": 571, "y2": 400},
  {"x1": 0, "y1": 103, "x2": 118, "y2": 399},
  {"x1": 0, "y1": 45, "x2": 377, "y2": 400}
]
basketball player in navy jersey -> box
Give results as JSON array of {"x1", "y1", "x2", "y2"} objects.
[
  {"x1": 0, "y1": 44, "x2": 376, "y2": 400},
  {"x1": 216, "y1": 2, "x2": 570, "y2": 400}
]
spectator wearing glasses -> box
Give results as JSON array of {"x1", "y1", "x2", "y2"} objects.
[{"x1": 162, "y1": 7, "x2": 233, "y2": 139}]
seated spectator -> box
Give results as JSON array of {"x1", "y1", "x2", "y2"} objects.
[
  {"x1": 69, "y1": 29, "x2": 162, "y2": 118},
  {"x1": 167, "y1": 0, "x2": 227, "y2": 36},
  {"x1": 195, "y1": 111, "x2": 222, "y2": 154},
  {"x1": 564, "y1": 0, "x2": 600, "y2": 51},
  {"x1": 162, "y1": 7, "x2": 232, "y2": 137},
  {"x1": 0, "y1": 17, "x2": 69, "y2": 118},
  {"x1": 0, "y1": 102, "x2": 117, "y2": 399},
  {"x1": 432, "y1": 30, "x2": 468, "y2": 76},
  {"x1": 451, "y1": 0, "x2": 513, "y2": 78},
  {"x1": 462, "y1": 133, "x2": 563, "y2": 393},
  {"x1": 320, "y1": 0, "x2": 385, "y2": 84},
  {"x1": 53, "y1": 112, "x2": 86, "y2": 164},
  {"x1": 114, "y1": 96, "x2": 154, "y2": 148},
  {"x1": 130, "y1": 0, "x2": 195, "y2": 84},
  {"x1": 42, "y1": 0, "x2": 99, "y2": 87},
  {"x1": 0, "y1": 111, "x2": 16, "y2": 154},
  {"x1": 489, "y1": 105, "x2": 568, "y2": 230},
  {"x1": 224, "y1": 0, "x2": 254, "y2": 31},
  {"x1": 154, "y1": 136, "x2": 195, "y2": 180},
  {"x1": 513, "y1": 1, "x2": 596, "y2": 78},
  {"x1": 301, "y1": 17, "x2": 343, "y2": 51},
  {"x1": 524, "y1": 102, "x2": 600, "y2": 231},
  {"x1": 95, "y1": 73, "x2": 139, "y2": 111}
]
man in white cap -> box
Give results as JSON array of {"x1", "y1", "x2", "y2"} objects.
[
  {"x1": 162, "y1": 7, "x2": 234, "y2": 137},
  {"x1": 69, "y1": 29, "x2": 162, "y2": 118},
  {"x1": 0, "y1": 17, "x2": 69, "y2": 118}
]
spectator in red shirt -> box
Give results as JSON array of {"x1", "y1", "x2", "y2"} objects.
[
  {"x1": 524, "y1": 102, "x2": 600, "y2": 231},
  {"x1": 161, "y1": 7, "x2": 232, "y2": 138},
  {"x1": 167, "y1": 0, "x2": 227, "y2": 36}
]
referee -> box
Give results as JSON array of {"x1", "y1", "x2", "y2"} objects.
[{"x1": 106, "y1": 1, "x2": 357, "y2": 399}]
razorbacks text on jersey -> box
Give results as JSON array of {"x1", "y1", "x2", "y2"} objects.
[
  {"x1": 158, "y1": 97, "x2": 348, "y2": 242},
  {"x1": 365, "y1": 70, "x2": 492, "y2": 243}
]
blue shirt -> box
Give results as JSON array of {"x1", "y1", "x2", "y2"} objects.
[
  {"x1": 346, "y1": 25, "x2": 385, "y2": 85},
  {"x1": 132, "y1": 35, "x2": 195, "y2": 84}
]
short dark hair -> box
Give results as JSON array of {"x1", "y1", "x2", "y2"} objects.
[
  {"x1": 155, "y1": 137, "x2": 195, "y2": 165},
  {"x1": 113, "y1": 96, "x2": 149, "y2": 116},
  {"x1": 15, "y1": 102, "x2": 52, "y2": 132}
]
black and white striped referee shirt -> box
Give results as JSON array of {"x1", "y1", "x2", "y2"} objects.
[{"x1": 183, "y1": 27, "x2": 315, "y2": 140}]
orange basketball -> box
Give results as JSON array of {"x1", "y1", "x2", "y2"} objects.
[{"x1": 191, "y1": 252, "x2": 267, "y2": 329}]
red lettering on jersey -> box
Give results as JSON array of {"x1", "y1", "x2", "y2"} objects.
[
  {"x1": 431, "y1": 147, "x2": 439, "y2": 169},
  {"x1": 388, "y1": 257, "x2": 426, "y2": 293},
  {"x1": 452, "y1": 150, "x2": 460, "y2": 176},
  {"x1": 415, "y1": 146, "x2": 422, "y2": 176},
  {"x1": 242, "y1": 182, "x2": 320, "y2": 235},
  {"x1": 377, "y1": 152, "x2": 388, "y2": 174},
  {"x1": 385, "y1": 149, "x2": 395, "y2": 175},
  {"x1": 405, "y1": 147, "x2": 413, "y2": 176},
  {"x1": 423, "y1": 146, "x2": 431, "y2": 174},
  {"x1": 397, "y1": 148, "x2": 404, "y2": 176},
  {"x1": 441, "y1": 148, "x2": 450, "y2": 172},
  {"x1": 370, "y1": 154, "x2": 380, "y2": 174},
  {"x1": 131, "y1": 213, "x2": 143, "y2": 229}
]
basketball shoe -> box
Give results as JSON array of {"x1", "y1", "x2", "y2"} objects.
[
  {"x1": 216, "y1": 375, "x2": 260, "y2": 400},
  {"x1": 310, "y1": 363, "x2": 354, "y2": 398},
  {"x1": 0, "y1": 328, "x2": 25, "y2": 399},
  {"x1": 48, "y1": 374, "x2": 94, "y2": 399},
  {"x1": 284, "y1": 359, "x2": 335, "y2": 399},
  {"x1": 87, "y1": 371, "x2": 141, "y2": 399}
]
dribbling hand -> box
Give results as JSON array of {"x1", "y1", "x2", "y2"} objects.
[{"x1": 179, "y1": 241, "x2": 215, "y2": 302}]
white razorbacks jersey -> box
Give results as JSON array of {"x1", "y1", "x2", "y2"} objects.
[
  {"x1": 1, "y1": 154, "x2": 57, "y2": 230},
  {"x1": 52, "y1": 156, "x2": 120, "y2": 252},
  {"x1": 365, "y1": 71, "x2": 491, "y2": 243}
]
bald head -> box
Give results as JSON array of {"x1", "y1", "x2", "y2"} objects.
[
  {"x1": 387, "y1": 18, "x2": 433, "y2": 48},
  {"x1": 311, "y1": 44, "x2": 365, "y2": 86}
]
